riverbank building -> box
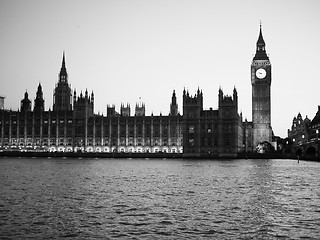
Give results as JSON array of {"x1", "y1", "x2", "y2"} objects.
[{"x1": 0, "y1": 26, "x2": 275, "y2": 156}]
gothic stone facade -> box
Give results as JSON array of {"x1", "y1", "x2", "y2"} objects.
[
  {"x1": 0, "y1": 26, "x2": 274, "y2": 156},
  {"x1": 182, "y1": 88, "x2": 243, "y2": 157}
]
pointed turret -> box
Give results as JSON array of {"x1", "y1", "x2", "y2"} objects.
[
  {"x1": 62, "y1": 52, "x2": 66, "y2": 67},
  {"x1": 36, "y1": 83, "x2": 43, "y2": 100},
  {"x1": 233, "y1": 87, "x2": 238, "y2": 104},
  {"x1": 172, "y1": 90, "x2": 176, "y2": 105},
  {"x1": 170, "y1": 89, "x2": 178, "y2": 116},
  {"x1": 218, "y1": 87, "x2": 223, "y2": 103},
  {"x1": 257, "y1": 24, "x2": 265, "y2": 47},
  {"x1": 59, "y1": 52, "x2": 68, "y2": 82},
  {"x1": 73, "y1": 89, "x2": 77, "y2": 102},
  {"x1": 34, "y1": 83, "x2": 45, "y2": 112},
  {"x1": 53, "y1": 52, "x2": 72, "y2": 111},
  {"x1": 253, "y1": 24, "x2": 269, "y2": 60},
  {"x1": 21, "y1": 90, "x2": 31, "y2": 112}
]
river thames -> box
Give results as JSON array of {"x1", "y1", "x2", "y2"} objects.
[{"x1": 0, "y1": 158, "x2": 319, "y2": 239}]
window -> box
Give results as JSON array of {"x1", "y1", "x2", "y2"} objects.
[{"x1": 189, "y1": 126, "x2": 194, "y2": 133}]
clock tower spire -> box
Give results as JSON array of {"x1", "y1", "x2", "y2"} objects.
[
  {"x1": 254, "y1": 23, "x2": 269, "y2": 60},
  {"x1": 251, "y1": 24, "x2": 272, "y2": 149}
]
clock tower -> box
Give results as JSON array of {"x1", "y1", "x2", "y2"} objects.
[{"x1": 251, "y1": 24, "x2": 272, "y2": 148}]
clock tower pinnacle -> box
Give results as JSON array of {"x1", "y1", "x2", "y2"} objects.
[{"x1": 251, "y1": 24, "x2": 272, "y2": 148}]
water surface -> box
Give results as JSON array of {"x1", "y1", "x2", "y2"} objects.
[{"x1": 0, "y1": 158, "x2": 319, "y2": 239}]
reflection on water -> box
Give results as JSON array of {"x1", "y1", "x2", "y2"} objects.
[{"x1": 0, "y1": 158, "x2": 320, "y2": 239}]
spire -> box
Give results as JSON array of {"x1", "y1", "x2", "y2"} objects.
[
  {"x1": 36, "y1": 83, "x2": 43, "y2": 99},
  {"x1": 34, "y1": 83, "x2": 44, "y2": 112},
  {"x1": 233, "y1": 86, "x2": 238, "y2": 103},
  {"x1": 170, "y1": 89, "x2": 178, "y2": 116},
  {"x1": 73, "y1": 89, "x2": 77, "y2": 102},
  {"x1": 24, "y1": 90, "x2": 29, "y2": 99},
  {"x1": 21, "y1": 90, "x2": 31, "y2": 112},
  {"x1": 91, "y1": 91, "x2": 94, "y2": 103},
  {"x1": 59, "y1": 52, "x2": 68, "y2": 83},
  {"x1": 253, "y1": 23, "x2": 269, "y2": 60},
  {"x1": 62, "y1": 51, "x2": 66, "y2": 69},
  {"x1": 54, "y1": 52, "x2": 72, "y2": 111},
  {"x1": 172, "y1": 90, "x2": 177, "y2": 104},
  {"x1": 257, "y1": 23, "x2": 266, "y2": 48}
]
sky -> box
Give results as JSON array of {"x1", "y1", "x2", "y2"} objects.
[{"x1": 0, "y1": 0, "x2": 319, "y2": 138}]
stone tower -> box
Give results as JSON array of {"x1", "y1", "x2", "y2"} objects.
[
  {"x1": 53, "y1": 52, "x2": 72, "y2": 111},
  {"x1": 135, "y1": 102, "x2": 145, "y2": 116},
  {"x1": 251, "y1": 24, "x2": 272, "y2": 147},
  {"x1": 182, "y1": 88, "x2": 203, "y2": 157},
  {"x1": 121, "y1": 103, "x2": 131, "y2": 116},
  {"x1": 218, "y1": 87, "x2": 240, "y2": 154},
  {"x1": 73, "y1": 89, "x2": 94, "y2": 119},
  {"x1": 34, "y1": 83, "x2": 45, "y2": 112},
  {"x1": 21, "y1": 91, "x2": 31, "y2": 112},
  {"x1": 170, "y1": 90, "x2": 178, "y2": 116}
]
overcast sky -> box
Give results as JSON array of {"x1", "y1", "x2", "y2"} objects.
[{"x1": 1, "y1": 0, "x2": 319, "y2": 138}]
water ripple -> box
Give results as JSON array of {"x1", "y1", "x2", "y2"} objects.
[{"x1": 1, "y1": 158, "x2": 320, "y2": 239}]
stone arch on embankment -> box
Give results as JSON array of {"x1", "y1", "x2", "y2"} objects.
[{"x1": 293, "y1": 143, "x2": 319, "y2": 160}]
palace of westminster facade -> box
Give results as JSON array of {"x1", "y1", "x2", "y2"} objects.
[{"x1": 0, "y1": 26, "x2": 275, "y2": 157}]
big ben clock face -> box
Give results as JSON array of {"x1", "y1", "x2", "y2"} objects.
[{"x1": 256, "y1": 68, "x2": 266, "y2": 79}]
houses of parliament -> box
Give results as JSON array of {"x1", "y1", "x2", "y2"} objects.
[{"x1": 0, "y1": 26, "x2": 274, "y2": 157}]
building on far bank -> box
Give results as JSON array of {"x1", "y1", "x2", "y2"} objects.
[
  {"x1": 0, "y1": 53, "x2": 245, "y2": 156},
  {"x1": 309, "y1": 106, "x2": 320, "y2": 141},
  {"x1": 287, "y1": 107, "x2": 320, "y2": 159},
  {"x1": 0, "y1": 53, "x2": 183, "y2": 154},
  {"x1": 288, "y1": 113, "x2": 310, "y2": 146},
  {"x1": 182, "y1": 87, "x2": 243, "y2": 157},
  {"x1": 0, "y1": 25, "x2": 278, "y2": 156}
]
